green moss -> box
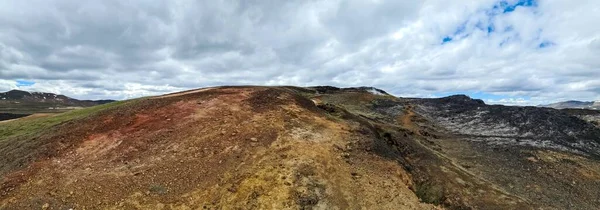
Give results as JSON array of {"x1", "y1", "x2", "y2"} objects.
[
  {"x1": 415, "y1": 181, "x2": 445, "y2": 205},
  {"x1": 149, "y1": 184, "x2": 168, "y2": 195}
]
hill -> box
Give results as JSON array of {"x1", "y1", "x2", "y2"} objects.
[
  {"x1": 0, "y1": 90, "x2": 116, "y2": 119},
  {"x1": 1, "y1": 86, "x2": 599, "y2": 209},
  {"x1": 540, "y1": 100, "x2": 600, "y2": 110}
]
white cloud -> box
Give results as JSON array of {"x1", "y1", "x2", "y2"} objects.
[
  {"x1": 485, "y1": 97, "x2": 530, "y2": 106},
  {"x1": 0, "y1": 0, "x2": 597, "y2": 104}
]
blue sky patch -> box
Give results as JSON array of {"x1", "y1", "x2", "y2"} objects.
[
  {"x1": 487, "y1": 26, "x2": 495, "y2": 33},
  {"x1": 441, "y1": 0, "x2": 539, "y2": 45},
  {"x1": 475, "y1": 21, "x2": 495, "y2": 34},
  {"x1": 538, "y1": 41, "x2": 555, "y2": 48},
  {"x1": 16, "y1": 80, "x2": 35, "y2": 87},
  {"x1": 501, "y1": 0, "x2": 538, "y2": 13},
  {"x1": 441, "y1": 36, "x2": 453, "y2": 44}
]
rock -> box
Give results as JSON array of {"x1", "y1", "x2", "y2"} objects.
[
  {"x1": 42, "y1": 203, "x2": 50, "y2": 209},
  {"x1": 227, "y1": 186, "x2": 237, "y2": 193},
  {"x1": 333, "y1": 144, "x2": 344, "y2": 151},
  {"x1": 250, "y1": 137, "x2": 258, "y2": 142}
]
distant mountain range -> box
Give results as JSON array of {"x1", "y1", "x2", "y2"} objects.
[
  {"x1": 540, "y1": 100, "x2": 600, "y2": 110},
  {"x1": 0, "y1": 90, "x2": 116, "y2": 115},
  {"x1": 0, "y1": 90, "x2": 114, "y2": 105}
]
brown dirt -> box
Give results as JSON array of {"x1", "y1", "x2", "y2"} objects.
[
  {"x1": 0, "y1": 87, "x2": 439, "y2": 209},
  {"x1": 307, "y1": 91, "x2": 536, "y2": 209}
]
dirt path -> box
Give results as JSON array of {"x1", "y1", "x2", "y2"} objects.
[{"x1": 401, "y1": 106, "x2": 418, "y2": 132}]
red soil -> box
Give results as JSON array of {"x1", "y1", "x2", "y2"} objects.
[{"x1": 0, "y1": 87, "x2": 437, "y2": 209}]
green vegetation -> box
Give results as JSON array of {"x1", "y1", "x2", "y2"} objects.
[
  {"x1": 149, "y1": 184, "x2": 168, "y2": 195},
  {"x1": 414, "y1": 181, "x2": 445, "y2": 205},
  {"x1": 0, "y1": 102, "x2": 75, "y2": 114},
  {"x1": 0, "y1": 99, "x2": 137, "y2": 177},
  {"x1": 0, "y1": 100, "x2": 131, "y2": 141}
]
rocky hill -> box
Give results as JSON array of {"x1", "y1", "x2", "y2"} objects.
[
  {"x1": 412, "y1": 95, "x2": 600, "y2": 157},
  {"x1": 0, "y1": 90, "x2": 116, "y2": 117},
  {"x1": 0, "y1": 86, "x2": 599, "y2": 209},
  {"x1": 561, "y1": 108, "x2": 600, "y2": 128}
]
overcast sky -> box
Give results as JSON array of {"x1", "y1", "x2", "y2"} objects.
[{"x1": 0, "y1": 0, "x2": 599, "y2": 105}]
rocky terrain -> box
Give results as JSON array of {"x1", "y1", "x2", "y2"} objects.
[
  {"x1": 561, "y1": 109, "x2": 600, "y2": 128},
  {"x1": 412, "y1": 95, "x2": 600, "y2": 157},
  {"x1": 0, "y1": 86, "x2": 599, "y2": 209}
]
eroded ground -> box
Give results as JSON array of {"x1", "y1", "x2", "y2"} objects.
[
  {"x1": 2, "y1": 86, "x2": 599, "y2": 209},
  {"x1": 0, "y1": 87, "x2": 437, "y2": 209}
]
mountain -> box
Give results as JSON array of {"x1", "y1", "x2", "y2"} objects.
[
  {"x1": 0, "y1": 90, "x2": 114, "y2": 105},
  {"x1": 1, "y1": 86, "x2": 599, "y2": 209},
  {"x1": 541, "y1": 100, "x2": 600, "y2": 110},
  {"x1": 0, "y1": 90, "x2": 116, "y2": 116}
]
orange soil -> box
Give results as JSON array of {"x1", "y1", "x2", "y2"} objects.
[{"x1": 1, "y1": 87, "x2": 438, "y2": 209}]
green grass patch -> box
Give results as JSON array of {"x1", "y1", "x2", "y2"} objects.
[
  {"x1": 415, "y1": 181, "x2": 445, "y2": 205},
  {"x1": 0, "y1": 100, "x2": 132, "y2": 141}
]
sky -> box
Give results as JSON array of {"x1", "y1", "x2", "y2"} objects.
[{"x1": 0, "y1": 0, "x2": 599, "y2": 105}]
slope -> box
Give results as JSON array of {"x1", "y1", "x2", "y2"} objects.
[
  {"x1": 2, "y1": 86, "x2": 599, "y2": 209},
  {"x1": 0, "y1": 87, "x2": 436, "y2": 209}
]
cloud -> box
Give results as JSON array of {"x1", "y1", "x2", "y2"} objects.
[{"x1": 0, "y1": 0, "x2": 598, "y2": 104}]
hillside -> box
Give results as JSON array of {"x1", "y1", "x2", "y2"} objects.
[
  {"x1": 0, "y1": 90, "x2": 116, "y2": 118},
  {"x1": 1, "y1": 86, "x2": 599, "y2": 209},
  {"x1": 541, "y1": 100, "x2": 600, "y2": 110}
]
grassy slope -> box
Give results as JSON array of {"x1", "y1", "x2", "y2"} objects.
[
  {"x1": 0, "y1": 102, "x2": 67, "y2": 115},
  {"x1": 0, "y1": 100, "x2": 135, "y2": 183},
  {"x1": 0, "y1": 100, "x2": 131, "y2": 141}
]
